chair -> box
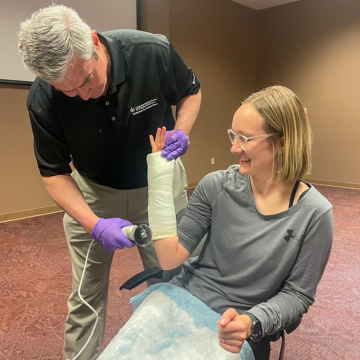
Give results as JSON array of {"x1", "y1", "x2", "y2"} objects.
[{"x1": 120, "y1": 208, "x2": 302, "y2": 360}]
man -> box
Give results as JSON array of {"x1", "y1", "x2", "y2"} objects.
[{"x1": 18, "y1": 5, "x2": 201, "y2": 360}]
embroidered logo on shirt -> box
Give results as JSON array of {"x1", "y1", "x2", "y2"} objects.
[
  {"x1": 130, "y1": 99, "x2": 158, "y2": 115},
  {"x1": 284, "y1": 229, "x2": 298, "y2": 242}
]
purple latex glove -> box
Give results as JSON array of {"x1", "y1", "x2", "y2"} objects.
[
  {"x1": 91, "y1": 218, "x2": 136, "y2": 251},
  {"x1": 161, "y1": 130, "x2": 189, "y2": 160}
]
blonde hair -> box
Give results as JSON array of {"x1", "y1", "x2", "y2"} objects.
[{"x1": 243, "y1": 85, "x2": 312, "y2": 182}]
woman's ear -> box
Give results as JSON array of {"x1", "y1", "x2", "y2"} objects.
[
  {"x1": 273, "y1": 137, "x2": 284, "y2": 160},
  {"x1": 279, "y1": 137, "x2": 285, "y2": 152}
]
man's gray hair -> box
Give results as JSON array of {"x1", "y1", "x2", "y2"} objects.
[{"x1": 18, "y1": 5, "x2": 94, "y2": 83}]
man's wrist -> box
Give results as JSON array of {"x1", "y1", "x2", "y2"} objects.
[
  {"x1": 86, "y1": 215, "x2": 101, "y2": 235},
  {"x1": 175, "y1": 129, "x2": 190, "y2": 144}
]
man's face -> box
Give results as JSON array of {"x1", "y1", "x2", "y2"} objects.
[
  {"x1": 51, "y1": 32, "x2": 109, "y2": 100},
  {"x1": 51, "y1": 53, "x2": 108, "y2": 100}
]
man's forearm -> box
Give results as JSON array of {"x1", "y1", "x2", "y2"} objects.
[
  {"x1": 175, "y1": 90, "x2": 201, "y2": 135},
  {"x1": 42, "y1": 174, "x2": 99, "y2": 234}
]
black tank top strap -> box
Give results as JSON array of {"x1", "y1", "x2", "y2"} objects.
[
  {"x1": 289, "y1": 180, "x2": 301, "y2": 208},
  {"x1": 298, "y1": 188, "x2": 310, "y2": 201}
]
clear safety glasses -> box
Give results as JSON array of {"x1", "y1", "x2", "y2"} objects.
[{"x1": 227, "y1": 129, "x2": 274, "y2": 151}]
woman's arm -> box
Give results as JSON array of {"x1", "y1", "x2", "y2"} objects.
[
  {"x1": 216, "y1": 209, "x2": 333, "y2": 351},
  {"x1": 148, "y1": 127, "x2": 190, "y2": 269},
  {"x1": 243, "y1": 210, "x2": 333, "y2": 337}
]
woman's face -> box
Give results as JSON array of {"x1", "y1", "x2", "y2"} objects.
[{"x1": 230, "y1": 103, "x2": 275, "y2": 182}]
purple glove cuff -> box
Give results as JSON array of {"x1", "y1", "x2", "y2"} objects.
[
  {"x1": 91, "y1": 218, "x2": 136, "y2": 251},
  {"x1": 161, "y1": 130, "x2": 189, "y2": 160}
]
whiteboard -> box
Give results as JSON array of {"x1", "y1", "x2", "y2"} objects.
[{"x1": 0, "y1": 0, "x2": 137, "y2": 83}]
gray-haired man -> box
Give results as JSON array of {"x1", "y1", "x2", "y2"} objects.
[{"x1": 18, "y1": 4, "x2": 201, "y2": 360}]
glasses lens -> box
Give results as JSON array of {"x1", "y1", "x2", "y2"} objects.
[
  {"x1": 227, "y1": 130, "x2": 247, "y2": 150},
  {"x1": 237, "y1": 134, "x2": 247, "y2": 150},
  {"x1": 227, "y1": 130, "x2": 235, "y2": 144}
]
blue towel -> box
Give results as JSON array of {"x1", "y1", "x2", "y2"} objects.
[{"x1": 130, "y1": 283, "x2": 255, "y2": 360}]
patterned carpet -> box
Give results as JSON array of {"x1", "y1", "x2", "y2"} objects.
[{"x1": 0, "y1": 185, "x2": 359, "y2": 360}]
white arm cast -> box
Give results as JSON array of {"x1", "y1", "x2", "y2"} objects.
[{"x1": 147, "y1": 152, "x2": 177, "y2": 240}]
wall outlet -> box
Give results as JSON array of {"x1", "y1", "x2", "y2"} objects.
[{"x1": 211, "y1": 158, "x2": 215, "y2": 165}]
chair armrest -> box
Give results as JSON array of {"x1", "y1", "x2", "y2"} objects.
[
  {"x1": 285, "y1": 315, "x2": 303, "y2": 334},
  {"x1": 268, "y1": 315, "x2": 303, "y2": 342},
  {"x1": 119, "y1": 267, "x2": 163, "y2": 290}
]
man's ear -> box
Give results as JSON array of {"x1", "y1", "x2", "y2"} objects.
[{"x1": 91, "y1": 30, "x2": 100, "y2": 47}]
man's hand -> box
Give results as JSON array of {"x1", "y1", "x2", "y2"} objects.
[
  {"x1": 217, "y1": 308, "x2": 252, "y2": 353},
  {"x1": 161, "y1": 130, "x2": 189, "y2": 160},
  {"x1": 91, "y1": 218, "x2": 136, "y2": 251}
]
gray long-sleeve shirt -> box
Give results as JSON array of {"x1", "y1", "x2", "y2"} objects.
[{"x1": 170, "y1": 165, "x2": 333, "y2": 337}]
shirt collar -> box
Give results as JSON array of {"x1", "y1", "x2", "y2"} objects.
[{"x1": 98, "y1": 32, "x2": 128, "y2": 95}]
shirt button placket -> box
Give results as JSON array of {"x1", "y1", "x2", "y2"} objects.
[{"x1": 104, "y1": 100, "x2": 116, "y2": 122}]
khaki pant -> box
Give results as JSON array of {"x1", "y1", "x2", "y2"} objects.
[{"x1": 63, "y1": 159, "x2": 191, "y2": 360}]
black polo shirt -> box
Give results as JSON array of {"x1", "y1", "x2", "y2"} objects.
[{"x1": 27, "y1": 29, "x2": 200, "y2": 189}]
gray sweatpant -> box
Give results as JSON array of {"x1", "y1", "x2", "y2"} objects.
[{"x1": 63, "y1": 159, "x2": 190, "y2": 360}]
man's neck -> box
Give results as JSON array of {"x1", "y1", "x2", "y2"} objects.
[{"x1": 100, "y1": 41, "x2": 112, "y2": 95}]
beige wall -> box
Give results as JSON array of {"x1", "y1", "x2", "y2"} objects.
[
  {"x1": 0, "y1": 84, "x2": 60, "y2": 222},
  {"x1": 2, "y1": 0, "x2": 360, "y2": 220},
  {"x1": 257, "y1": 0, "x2": 360, "y2": 188},
  {"x1": 139, "y1": 0, "x2": 170, "y2": 39},
  {"x1": 170, "y1": 0, "x2": 258, "y2": 185},
  {"x1": 141, "y1": 0, "x2": 258, "y2": 185}
]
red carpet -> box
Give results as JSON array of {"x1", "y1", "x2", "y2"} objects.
[{"x1": 0, "y1": 185, "x2": 359, "y2": 360}]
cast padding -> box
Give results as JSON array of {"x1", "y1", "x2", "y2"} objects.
[{"x1": 147, "y1": 153, "x2": 177, "y2": 240}]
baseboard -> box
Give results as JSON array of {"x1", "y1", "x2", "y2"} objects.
[
  {"x1": 304, "y1": 178, "x2": 360, "y2": 190},
  {"x1": 0, "y1": 205, "x2": 63, "y2": 223}
]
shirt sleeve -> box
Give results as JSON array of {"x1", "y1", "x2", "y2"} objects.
[
  {"x1": 157, "y1": 43, "x2": 200, "y2": 106},
  {"x1": 177, "y1": 171, "x2": 223, "y2": 254},
  {"x1": 247, "y1": 209, "x2": 334, "y2": 338},
  {"x1": 27, "y1": 85, "x2": 72, "y2": 177}
]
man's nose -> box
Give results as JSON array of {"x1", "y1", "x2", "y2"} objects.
[{"x1": 77, "y1": 87, "x2": 91, "y2": 100}]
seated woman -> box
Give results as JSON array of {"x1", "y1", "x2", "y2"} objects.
[{"x1": 146, "y1": 85, "x2": 333, "y2": 360}]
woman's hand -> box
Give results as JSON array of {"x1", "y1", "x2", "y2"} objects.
[
  {"x1": 150, "y1": 127, "x2": 174, "y2": 153},
  {"x1": 217, "y1": 308, "x2": 252, "y2": 353}
]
